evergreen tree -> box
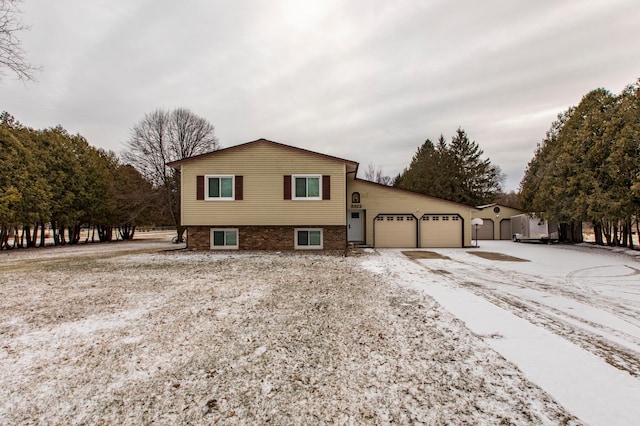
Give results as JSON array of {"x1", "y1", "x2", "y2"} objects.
[
  {"x1": 448, "y1": 128, "x2": 502, "y2": 206},
  {"x1": 520, "y1": 108, "x2": 574, "y2": 218},
  {"x1": 395, "y1": 139, "x2": 438, "y2": 193},
  {"x1": 395, "y1": 129, "x2": 502, "y2": 205},
  {"x1": 0, "y1": 113, "x2": 162, "y2": 249},
  {"x1": 520, "y1": 79, "x2": 640, "y2": 246}
]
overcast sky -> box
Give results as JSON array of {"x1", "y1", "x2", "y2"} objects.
[{"x1": 2, "y1": 0, "x2": 639, "y2": 191}]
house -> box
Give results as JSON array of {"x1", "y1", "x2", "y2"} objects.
[
  {"x1": 471, "y1": 203, "x2": 523, "y2": 240},
  {"x1": 168, "y1": 139, "x2": 474, "y2": 251}
]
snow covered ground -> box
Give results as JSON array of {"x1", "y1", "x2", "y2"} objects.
[
  {"x1": 0, "y1": 236, "x2": 637, "y2": 424},
  {"x1": 368, "y1": 241, "x2": 640, "y2": 426}
]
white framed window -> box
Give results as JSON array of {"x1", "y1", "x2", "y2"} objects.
[
  {"x1": 210, "y1": 228, "x2": 239, "y2": 249},
  {"x1": 295, "y1": 228, "x2": 323, "y2": 249},
  {"x1": 292, "y1": 175, "x2": 321, "y2": 200},
  {"x1": 205, "y1": 175, "x2": 234, "y2": 200}
]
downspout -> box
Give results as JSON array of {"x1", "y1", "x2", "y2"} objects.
[{"x1": 345, "y1": 169, "x2": 357, "y2": 256}]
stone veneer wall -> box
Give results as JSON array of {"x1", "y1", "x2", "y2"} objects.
[{"x1": 187, "y1": 225, "x2": 346, "y2": 251}]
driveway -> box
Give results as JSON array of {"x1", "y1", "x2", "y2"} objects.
[{"x1": 370, "y1": 241, "x2": 640, "y2": 426}]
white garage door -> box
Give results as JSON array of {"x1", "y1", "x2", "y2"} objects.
[
  {"x1": 374, "y1": 214, "x2": 417, "y2": 248},
  {"x1": 419, "y1": 214, "x2": 463, "y2": 248}
]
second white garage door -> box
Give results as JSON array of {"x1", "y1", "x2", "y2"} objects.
[
  {"x1": 419, "y1": 214, "x2": 463, "y2": 248},
  {"x1": 374, "y1": 214, "x2": 417, "y2": 248}
]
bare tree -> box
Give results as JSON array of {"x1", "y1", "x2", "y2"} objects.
[
  {"x1": 493, "y1": 190, "x2": 521, "y2": 209},
  {"x1": 364, "y1": 162, "x2": 392, "y2": 186},
  {"x1": 0, "y1": 0, "x2": 37, "y2": 81},
  {"x1": 124, "y1": 108, "x2": 220, "y2": 242}
]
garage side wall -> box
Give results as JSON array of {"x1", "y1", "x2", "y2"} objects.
[{"x1": 347, "y1": 179, "x2": 473, "y2": 247}]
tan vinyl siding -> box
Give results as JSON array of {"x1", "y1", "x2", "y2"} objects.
[
  {"x1": 181, "y1": 143, "x2": 347, "y2": 226},
  {"x1": 348, "y1": 179, "x2": 473, "y2": 247}
]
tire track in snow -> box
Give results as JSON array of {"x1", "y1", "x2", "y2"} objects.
[
  {"x1": 458, "y1": 286, "x2": 640, "y2": 377},
  {"x1": 411, "y1": 255, "x2": 640, "y2": 378}
]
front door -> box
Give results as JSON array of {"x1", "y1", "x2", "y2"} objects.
[{"x1": 348, "y1": 210, "x2": 364, "y2": 242}]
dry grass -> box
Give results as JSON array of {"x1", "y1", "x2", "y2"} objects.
[
  {"x1": 402, "y1": 250, "x2": 450, "y2": 260},
  {"x1": 467, "y1": 251, "x2": 530, "y2": 262}
]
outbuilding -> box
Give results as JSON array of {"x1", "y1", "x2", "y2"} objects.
[{"x1": 471, "y1": 203, "x2": 523, "y2": 240}]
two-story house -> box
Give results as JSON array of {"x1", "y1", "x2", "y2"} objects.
[{"x1": 168, "y1": 139, "x2": 474, "y2": 251}]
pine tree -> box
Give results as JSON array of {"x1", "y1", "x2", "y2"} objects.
[
  {"x1": 448, "y1": 128, "x2": 502, "y2": 206},
  {"x1": 395, "y1": 129, "x2": 502, "y2": 205}
]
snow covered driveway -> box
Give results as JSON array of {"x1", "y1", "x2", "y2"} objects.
[
  {"x1": 0, "y1": 239, "x2": 578, "y2": 425},
  {"x1": 372, "y1": 241, "x2": 640, "y2": 426}
]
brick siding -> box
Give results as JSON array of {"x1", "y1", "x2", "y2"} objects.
[{"x1": 186, "y1": 225, "x2": 347, "y2": 251}]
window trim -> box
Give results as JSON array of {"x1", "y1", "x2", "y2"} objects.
[
  {"x1": 292, "y1": 175, "x2": 322, "y2": 200},
  {"x1": 294, "y1": 228, "x2": 323, "y2": 250},
  {"x1": 210, "y1": 228, "x2": 239, "y2": 249},
  {"x1": 205, "y1": 175, "x2": 235, "y2": 201}
]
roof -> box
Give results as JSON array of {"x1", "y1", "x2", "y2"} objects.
[
  {"x1": 167, "y1": 138, "x2": 359, "y2": 168},
  {"x1": 353, "y1": 177, "x2": 476, "y2": 210},
  {"x1": 476, "y1": 202, "x2": 522, "y2": 211},
  {"x1": 476, "y1": 203, "x2": 498, "y2": 209}
]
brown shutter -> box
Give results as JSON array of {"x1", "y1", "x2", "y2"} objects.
[
  {"x1": 284, "y1": 175, "x2": 292, "y2": 200},
  {"x1": 235, "y1": 176, "x2": 243, "y2": 200},
  {"x1": 322, "y1": 175, "x2": 330, "y2": 200},
  {"x1": 197, "y1": 175, "x2": 204, "y2": 200}
]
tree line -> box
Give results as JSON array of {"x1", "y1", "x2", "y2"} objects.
[
  {"x1": 0, "y1": 112, "x2": 160, "y2": 249},
  {"x1": 0, "y1": 107, "x2": 219, "y2": 249},
  {"x1": 520, "y1": 79, "x2": 640, "y2": 247}
]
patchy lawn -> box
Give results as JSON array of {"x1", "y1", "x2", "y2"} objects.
[
  {"x1": 0, "y1": 242, "x2": 575, "y2": 424},
  {"x1": 402, "y1": 251, "x2": 451, "y2": 260}
]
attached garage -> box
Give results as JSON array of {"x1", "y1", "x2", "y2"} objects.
[
  {"x1": 476, "y1": 219, "x2": 495, "y2": 240},
  {"x1": 419, "y1": 214, "x2": 463, "y2": 248},
  {"x1": 374, "y1": 214, "x2": 417, "y2": 248},
  {"x1": 500, "y1": 219, "x2": 512, "y2": 240},
  {"x1": 348, "y1": 178, "x2": 474, "y2": 248}
]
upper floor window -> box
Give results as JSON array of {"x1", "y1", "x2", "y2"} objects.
[
  {"x1": 293, "y1": 175, "x2": 321, "y2": 200},
  {"x1": 206, "y1": 175, "x2": 234, "y2": 200}
]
